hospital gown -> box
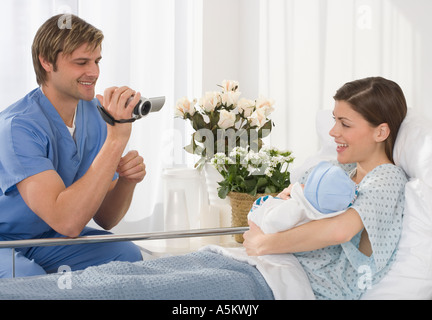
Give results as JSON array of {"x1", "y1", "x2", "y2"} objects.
[
  {"x1": 0, "y1": 88, "x2": 142, "y2": 278},
  {"x1": 294, "y1": 163, "x2": 407, "y2": 299}
]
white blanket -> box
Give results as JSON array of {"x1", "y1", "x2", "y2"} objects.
[
  {"x1": 202, "y1": 245, "x2": 315, "y2": 300},
  {"x1": 248, "y1": 183, "x2": 345, "y2": 234}
]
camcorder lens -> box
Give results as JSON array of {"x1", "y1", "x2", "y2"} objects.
[
  {"x1": 127, "y1": 96, "x2": 165, "y2": 119},
  {"x1": 133, "y1": 100, "x2": 152, "y2": 117}
]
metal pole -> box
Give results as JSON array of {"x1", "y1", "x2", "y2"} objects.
[
  {"x1": 12, "y1": 248, "x2": 15, "y2": 278},
  {"x1": 0, "y1": 227, "x2": 249, "y2": 249}
]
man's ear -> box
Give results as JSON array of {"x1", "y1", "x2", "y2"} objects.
[
  {"x1": 38, "y1": 55, "x2": 53, "y2": 72},
  {"x1": 375, "y1": 123, "x2": 390, "y2": 142}
]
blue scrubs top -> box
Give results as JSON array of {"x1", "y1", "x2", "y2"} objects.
[{"x1": 0, "y1": 88, "x2": 117, "y2": 240}]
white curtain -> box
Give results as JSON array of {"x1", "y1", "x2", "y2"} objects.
[
  {"x1": 0, "y1": 0, "x2": 202, "y2": 233},
  {"x1": 79, "y1": 0, "x2": 177, "y2": 232},
  {"x1": 258, "y1": 0, "x2": 428, "y2": 168}
]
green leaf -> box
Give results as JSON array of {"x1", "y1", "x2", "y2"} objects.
[
  {"x1": 243, "y1": 177, "x2": 257, "y2": 191},
  {"x1": 184, "y1": 135, "x2": 197, "y2": 155},
  {"x1": 184, "y1": 144, "x2": 194, "y2": 155},
  {"x1": 194, "y1": 156, "x2": 207, "y2": 169},
  {"x1": 258, "y1": 120, "x2": 273, "y2": 138},
  {"x1": 191, "y1": 112, "x2": 208, "y2": 130},
  {"x1": 256, "y1": 177, "x2": 268, "y2": 189},
  {"x1": 218, "y1": 185, "x2": 230, "y2": 199},
  {"x1": 265, "y1": 185, "x2": 277, "y2": 194}
]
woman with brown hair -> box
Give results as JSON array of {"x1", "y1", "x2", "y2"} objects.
[{"x1": 243, "y1": 77, "x2": 408, "y2": 299}]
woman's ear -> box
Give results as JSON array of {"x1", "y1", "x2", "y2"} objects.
[{"x1": 375, "y1": 123, "x2": 390, "y2": 142}]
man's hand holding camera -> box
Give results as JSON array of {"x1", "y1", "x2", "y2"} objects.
[
  {"x1": 96, "y1": 86, "x2": 141, "y2": 145},
  {"x1": 97, "y1": 86, "x2": 146, "y2": 186}
]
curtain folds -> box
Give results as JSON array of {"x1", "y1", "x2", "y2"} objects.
[{"x1": 259, "y1": 0, "x2": 421, "y2": 167}]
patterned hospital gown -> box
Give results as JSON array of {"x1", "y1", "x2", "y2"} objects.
[{"x1": 294, "y1": 163, "x2": 407, "y2": 300}]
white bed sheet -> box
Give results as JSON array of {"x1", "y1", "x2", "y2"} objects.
[{"x1": 202, "y1": 245, "x2": 315, "y2": 300}]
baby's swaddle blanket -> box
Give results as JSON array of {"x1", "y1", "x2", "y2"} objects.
[{"x1": 248, "y1": 182, "x2": 345, "y2": 234}]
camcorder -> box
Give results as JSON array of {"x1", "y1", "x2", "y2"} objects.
[{"x1": 97, "y1": 96, "x2": 165, "y2": 126}]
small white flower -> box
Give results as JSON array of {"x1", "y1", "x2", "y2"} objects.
[
  {"x1": 246, "y1": 150, "x2": 265, "y2": 167},
  {"x1": 264, "y1": 166, "x2": 273, "y2": 177},
  {"x1": 229, "y1": 146, "x2": 248, "y2": 158},
  {"x1": 212, "y1": 152, "x2": 229, "y2": 167},
  {"x1": 229, "y1": 147, "x2": 247, "y2": 164}
]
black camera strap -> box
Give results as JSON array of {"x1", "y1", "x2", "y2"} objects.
[{"x1": 97, "y1": 105, "x2": 137, "y2": 126}]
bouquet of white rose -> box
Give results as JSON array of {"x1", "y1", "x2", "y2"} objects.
[{"x1": 175, "y1": 80, "x2": 275, "y2": 169}]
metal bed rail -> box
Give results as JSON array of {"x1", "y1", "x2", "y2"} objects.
[
  {"x1": 0, "y1": 227, "x2": 249, "y2": 249},
  {"x1": 0, "y1": 227, "x2": 249, "y2": 278}
]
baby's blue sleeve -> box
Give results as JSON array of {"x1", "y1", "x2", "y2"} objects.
[{"x1": 249, "y1": 195, "x2": 273, "y2": 212}]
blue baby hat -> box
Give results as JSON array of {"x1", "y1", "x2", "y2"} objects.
[{"x1": 303, "y1": 161, "x2": 357, "y2": 214}]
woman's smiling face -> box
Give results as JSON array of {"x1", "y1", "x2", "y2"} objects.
[{"x1": 329, "y1": 100, "x2": 384, "y2": 168}]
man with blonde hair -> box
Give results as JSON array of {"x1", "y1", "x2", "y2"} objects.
[{"x1": 0, "y1": 14, "x2": 145, "y2": 278}]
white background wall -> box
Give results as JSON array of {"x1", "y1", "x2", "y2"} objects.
[{"x1": 198, "y1": 0, "x2": 432, "y2": 168}]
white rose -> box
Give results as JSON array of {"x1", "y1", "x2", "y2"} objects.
[
  {"x1": 175, "y1": 97, "x2": 196, "y2": 117},
  {"x1": 237, "y1": 98, "x2": 255, "y2": 117},
  {"x1": 199, "y1": 91, "x2": 220, "y2": 112},
  {"x1": 220, "y1": 90, "x2": 241, "y2": 107},
  {"x1": 248, "y1": 108, "x2": 267, "y2": 128},
  {"x1": 218, "y1": 109, "x2": 236, "y2": 129},
  {"x1": 221, "y1": 80, "x2": 239, "y2": 92},
  {"x1": 255, "y1": 96, "x2": 275, "y2": 116}
]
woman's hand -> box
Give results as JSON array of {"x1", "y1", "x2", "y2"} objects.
[
  {"x1": 277, "y1": 183, "x2": 304, "y2": 200},
  {"x1": 277, "y1": 184, "x2": 293, "y2": 200},
  {"x1": 243, "y1": 220, "x2": 269, "y2": 256}
]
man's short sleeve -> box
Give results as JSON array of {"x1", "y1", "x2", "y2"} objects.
[{"x1": 0, "y1": 117, "x2": 54, "y2": 195}]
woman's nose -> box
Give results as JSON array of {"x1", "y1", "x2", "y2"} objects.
[{"x1": 329, "y1": 123, "x2": 338, "y2": 138}]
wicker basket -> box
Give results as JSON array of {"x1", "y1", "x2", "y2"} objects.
[{"x1": 228, "y1": 191, "x2": 278, "y2": 243}]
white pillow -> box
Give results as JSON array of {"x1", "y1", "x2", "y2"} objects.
[{"x1": 394, "y1": 109, "x2": 432, "y2": 187}]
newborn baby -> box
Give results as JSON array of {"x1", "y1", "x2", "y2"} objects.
[{"x1": 248, "y1": 161, "x2": 358, "y2": 234}]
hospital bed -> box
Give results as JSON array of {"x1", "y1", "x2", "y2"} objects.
[{"x1": 0, "y1": 109, "x2": 431, "y2": 300}]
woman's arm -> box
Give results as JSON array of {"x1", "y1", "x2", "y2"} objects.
[{"x1": 243, "y1": 208, "x2": 364, "y2": 256}]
